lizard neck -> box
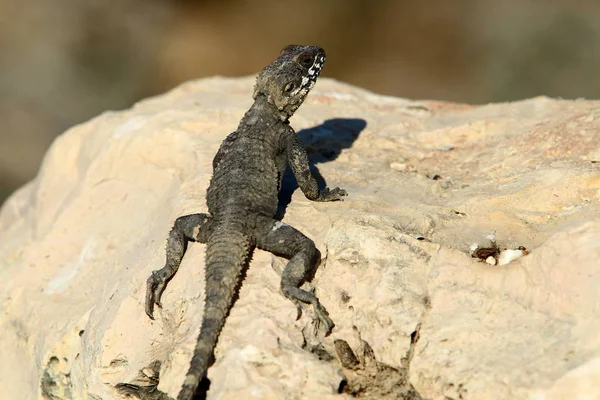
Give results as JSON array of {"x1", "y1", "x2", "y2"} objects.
[{"x1": 240, "y1": 94, "x2": 289, "y2": 127}]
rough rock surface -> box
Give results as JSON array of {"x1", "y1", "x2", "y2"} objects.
[{"x1": 1, "y1": 77, "x2": 599, "y2": 400}]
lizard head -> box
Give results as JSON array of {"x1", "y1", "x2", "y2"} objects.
[{"x1": 253, "y1": 45, "x2": 326, "y2": 121}]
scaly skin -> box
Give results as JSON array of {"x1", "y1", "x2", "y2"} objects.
[{"x1": 145, "y1": 45, "x2": 346, "y2": 400}]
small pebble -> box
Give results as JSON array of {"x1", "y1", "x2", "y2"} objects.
[
  {"x1": 498, "y1": 248, "x2": 527, "y2": 266},
  {"x1": 485, "y1": 256, "x2": 497, "y2": 266}
]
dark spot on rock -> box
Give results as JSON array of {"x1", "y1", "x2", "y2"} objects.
[
  {"x1": 406, "y1": 105, "x2": 430, "y2": 112},
  {"x1": 340, "y1": 290, "x2": 351, "y2": 303},
  {"x1": 110, "y1": 358, "x2": 128, "y2": 368},
  {"x1": 410, "y1": 329, "x2": 420, "y2": 344},
  {"x1": 335, "y1": 339, "x2": 360, "y2": 370},
  {"x1": 335, "y1": 337, "x2": 423, "y2": 399},
  {"x1": 422, "y1": 295, "x2": 432, "y2": 309},
  {"x1": 517, "y1": 245, "x2": 530, "y2": 255},
  {"x1": 41, "y1": 355, "x2": 72, "y2": 400},
  {"x1": 472, "y1": 245, "x2": 500, "y2": 262},
  {"x1": 311, "y1": 343, "x2": 334, "y2": 361},
  {"x1": 338, "y1": 379, "x2": 349, "y2": 394}
]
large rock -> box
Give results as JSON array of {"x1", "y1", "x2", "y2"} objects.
[{"x1": 1, "y1": 77, "x2": 599, "y2": 400}]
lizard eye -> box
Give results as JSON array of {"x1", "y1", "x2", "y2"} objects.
[
  {"x1": 283, "y1": 82, "x2": 297, "y2": 93},
  {"x1": 298, "y1": 54, "x2": 314, "y2": 68}
]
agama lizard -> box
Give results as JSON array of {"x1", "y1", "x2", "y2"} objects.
[{"x1": 144, "y1": 45, "x2": 347, "y2": 400}]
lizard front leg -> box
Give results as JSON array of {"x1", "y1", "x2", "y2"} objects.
[
  {"x1": 286, "y1": 133, "x2": 347, "y2": 202},
  {"x1": 145, "y1": 213, "x2": 212, "y2": 319}
]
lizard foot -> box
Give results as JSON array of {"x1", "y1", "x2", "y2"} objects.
[
  {"x1": 318, "y1": 187, "x2": 348, "y2": 202},
  {"x1": 292, "y1": 300, "x2": 304, "y2": 320},
  {"x1": 313, "y1": 301, "x2": 334, "y2": 336},
  {"x1": 282, "y1": 286, "x2": 335, "y2": 335}
]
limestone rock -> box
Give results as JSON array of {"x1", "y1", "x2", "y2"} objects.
[{"x1": 1, "y1": 77, "x2": 599, "y2": 400}]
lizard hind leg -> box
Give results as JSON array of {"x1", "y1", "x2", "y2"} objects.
[
  {"x1": 145, "y1": 213, "x2": 212, "y2": 319},
  {"x1": 254, "y1": 216, "x2": 334, "y2": 335}
]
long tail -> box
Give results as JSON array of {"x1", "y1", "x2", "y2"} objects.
[{"x1": 177, "y1": 223, "x2": 251, "y2": 400}]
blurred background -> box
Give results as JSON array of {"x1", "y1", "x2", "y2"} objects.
[{"x1": 2, "y1": 0, "x2": 600, "y2": 203}]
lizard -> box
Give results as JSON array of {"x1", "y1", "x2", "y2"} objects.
[{"x1": 144, "y1": 45, "x2": 347, "y2": 400}]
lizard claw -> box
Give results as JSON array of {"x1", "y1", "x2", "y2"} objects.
[
  {"x1": 293, "y1": 301, "x2": 303, "y2": 320},
  {"x1": 318, "y1": 187, "x2": 347, "y2": 202},
  {"x1": 314, "y1": 302, "x2": 335, "y2": 336},
  {"x1": 145, "y1": 271, "x2": 167, "y2": 320}
]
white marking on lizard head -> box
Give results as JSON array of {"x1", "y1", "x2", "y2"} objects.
[{"x1": 289, "y1": 53, "x2": 325, "y2": 98}]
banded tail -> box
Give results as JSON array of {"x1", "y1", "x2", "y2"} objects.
[{"x1": 177, "y1": 224, "x2": 251, "y2": 400}]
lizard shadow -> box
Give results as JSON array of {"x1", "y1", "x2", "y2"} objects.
[{"x1": 277, "y1": 118, "x2": 366, "y2": 219}]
